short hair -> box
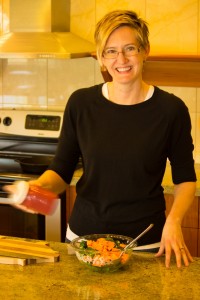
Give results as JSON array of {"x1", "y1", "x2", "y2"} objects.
[{"x1": 94, "y1": 10, "x2": 150, "y2": 66}]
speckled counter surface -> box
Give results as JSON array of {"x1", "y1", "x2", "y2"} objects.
[
  {"x1": 0, "y1": 240, "x2": 199, "y2": 300},
  {"x1": 72, "y1": 163, "x2": 200, "y2": 196}
]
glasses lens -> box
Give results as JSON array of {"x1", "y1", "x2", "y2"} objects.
[
  {"x1": 124, "y1": 46, "x2": 139, "y2": 56},
  {"x1": 104, "y1": 50, "x2": 118, "y2": 58},
  {"x1": 103, "y1": 46, "x2": 140, "y2": 58}
]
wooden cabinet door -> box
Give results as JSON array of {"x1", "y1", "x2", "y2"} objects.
[{"x1": 182, "y1": 227, "x2": 198, "y2": 257}]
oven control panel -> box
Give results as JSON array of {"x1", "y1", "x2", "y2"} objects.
[
  {"x1": 0, "y1": 110, "x2": 63, "y2": 138},
  {"x1": 25, "y1": 115, "x2": 61, "y2": 131}
]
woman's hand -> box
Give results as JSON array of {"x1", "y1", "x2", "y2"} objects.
[
  {"x1": 156, "y1": 182, "x2": 196, "y2": 268},
  {"x1": 155, "y1": 218, "x2": 193, "y2": 268}
]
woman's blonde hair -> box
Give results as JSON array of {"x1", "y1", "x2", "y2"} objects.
[{"x1": 94, "y1": 10, "x2": 150, "y2": 66}]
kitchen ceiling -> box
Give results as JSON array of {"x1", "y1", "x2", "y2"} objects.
[{"x1": 0, "y1": 0, "x2": 95, "y2": 59}]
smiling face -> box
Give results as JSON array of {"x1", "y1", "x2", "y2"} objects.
[{"x1": 102, "y1": 26, "x2": 149, "y2": 85}]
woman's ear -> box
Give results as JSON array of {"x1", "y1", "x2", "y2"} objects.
[{"x1": 144, "y1": 45, "x2": 150, "y2": 60}]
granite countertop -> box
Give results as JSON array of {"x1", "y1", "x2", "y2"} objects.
[
  {"x1": 0, "y1": 240, "x2": 199, "y2": 300},
  {"x1": 72, "y1": 163, "x2": 200, "y2": 196}
]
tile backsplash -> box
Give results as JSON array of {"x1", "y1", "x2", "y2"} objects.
[{"x1": 0, "y1": 57, "x2": 101, "y2": 111}]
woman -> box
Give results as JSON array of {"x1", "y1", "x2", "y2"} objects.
[{"x1": 5, "y1": 10, "x2": 196, "y2": 268}]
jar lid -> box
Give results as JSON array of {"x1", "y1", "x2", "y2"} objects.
[{"x1": 8, "y1": 181, "x2": 29, "y2": 204}]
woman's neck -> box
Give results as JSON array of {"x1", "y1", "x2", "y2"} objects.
[{"x1": 107, "y1": 81, "x2": 150, "y2": 105}]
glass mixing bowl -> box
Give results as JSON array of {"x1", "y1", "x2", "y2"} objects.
[{"x1": 70, "y1": 233, "x2": 137, "y2": 272}]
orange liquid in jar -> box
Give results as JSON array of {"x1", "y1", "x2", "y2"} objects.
[{"x1": 22, "y1": 185, "x2": 58, "y2": 215}]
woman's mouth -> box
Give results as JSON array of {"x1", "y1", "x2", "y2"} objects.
[{"x1": 116, "y1": 66, "x2": 132, "y2": 73}]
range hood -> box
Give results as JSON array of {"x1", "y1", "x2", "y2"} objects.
[{"x1": 0, "y1": 0, "x2": 96, "y2": 59}]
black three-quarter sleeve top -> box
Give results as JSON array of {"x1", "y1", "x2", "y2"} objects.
[{"x1": 49, "y1": 84, "x2": 196, "y2": 245}]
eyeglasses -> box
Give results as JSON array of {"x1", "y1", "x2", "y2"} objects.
[{"x1": 103, "y1": 45, "x2": 140, "y2": 59}]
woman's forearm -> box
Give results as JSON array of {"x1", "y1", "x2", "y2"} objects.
[{"x1": 166, "y1": 181, "x2": 196, "y2": 224}]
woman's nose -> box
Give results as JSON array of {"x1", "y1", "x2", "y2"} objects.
[{"x1": 117, "y1": 51, "x2": 128, "y2": 63}]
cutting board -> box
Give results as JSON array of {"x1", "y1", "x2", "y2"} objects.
[{"x1": 0, "y1": 236, "x2": 60, "y2": 266}]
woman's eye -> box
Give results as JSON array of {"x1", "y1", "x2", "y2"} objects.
[
  {"x1": 126, "y1": 46, "x2": 136, "y2": 52},
  {"x1": 107, "y1": 49, "x2": 117, "y2": 54}
]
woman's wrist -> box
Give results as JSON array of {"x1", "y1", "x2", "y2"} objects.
[{"x1": 165, "y1": 214, "x2": 182, "y2": 225}]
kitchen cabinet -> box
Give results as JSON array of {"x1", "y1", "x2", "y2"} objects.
[
  {"x1": 198, "y1": 230, "x2": 200, "y2": 257},
  {"x1": 143, "y1": 55, "x2": 200, "y2": 87},
  {"x1": 93, "y1": 54, "x2": 200, "y2": 87},
  {"x1": 199, "y1": 202, "x2": 200, "y2": 257},
  {"x1": 182, "y1": 227, "x2": 198, "y2": 256},
  {"x1": 66, "y1": 186, "x2": 200, "y2": 257}
]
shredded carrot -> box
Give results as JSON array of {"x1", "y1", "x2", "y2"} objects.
[{"x1": 85, "y1": 237, "x2": 129, "y2": 266}]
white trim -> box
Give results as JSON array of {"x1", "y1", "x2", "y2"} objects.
[
  {"x1": 66, "y1": 224, "x2": 79, "y2": 241},
  {"x1": 102, "y1": 82, "x2": 109, "y2": 99},
  {"x1": 133, "y1": 242, "x2": 160, "y2": 250},
  {"x1": 102, "y1": 83, "x2": 155, "y2": 101},
  {"x1": 144, "y1": 85, "x2": 154, "y2": 101}
]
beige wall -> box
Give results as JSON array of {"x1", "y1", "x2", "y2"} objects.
[{"x1": 71, "y1": 0, "x2": 200, "y2": 55}]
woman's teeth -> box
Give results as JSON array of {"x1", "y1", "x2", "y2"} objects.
[{"x1": 116, "y1": 67, "x2": 132, "y2": 72}]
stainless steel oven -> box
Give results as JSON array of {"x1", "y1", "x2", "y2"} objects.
[{"x1": 0, "y1": 109, "x2": 66, "y2": 242}]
